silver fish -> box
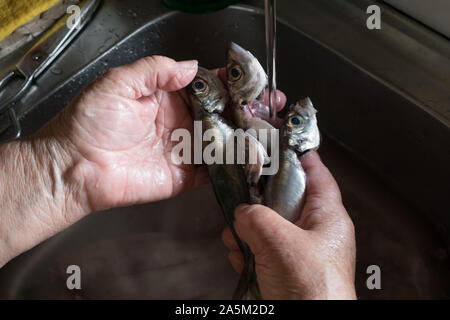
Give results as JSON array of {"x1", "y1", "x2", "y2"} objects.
[
  {"x1": 265, "y1": 98, "x2": 320, "y2": 222},
  {"x1": 227, "y1": 43, "x2": 277, "y2": 189},
  {"x1": 226, "y1": 42, "x2": 274, "y2": 134},
  {"x1": 226, "y1": 43, "x2": 277, "y2": 299},
  {"x1": 188, "y1": 67, "x2": 260, "y2": 300}
]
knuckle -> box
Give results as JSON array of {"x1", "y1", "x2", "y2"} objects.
[
  {"x1": 100, "y1": 68, "x2": 127, "y2": 91},
  {"x1": 172, "y1": 70, "x2": 187, "y2": 88},
  {"x1": 328, "y1": 187, "x2": 343, "y2": 202},
  {"x1": 143, "y1": 55, "x2": 173, "y2": 69},
  {"x1": 103, "y1": 66, "x2": 122, "y2": 80},
  {"x1": 332, "y1": 210, "x2": 355, "y2": 238},
  {"x1": 237, "y1": 204, "x2": 268, "y2": 230},
  {"x1": 343, "y1": 215, "x2": 355, "y2": 236},
  {"x1": 142, "y1": 56, "x2": 159, "y2": 69},
  {"x1": 334, "y1": 204, "x2": 354, "y2": 231}
]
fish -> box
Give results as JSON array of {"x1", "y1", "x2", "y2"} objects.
[
  {"x1": 226, "y1": 42, "x2": 275, "y2": 136},
  {"x1": 264, "y1": 98, "x2": 320, "y2": 222},
  {"x1": 227, "y1": 42, "x2": 278, "y2": 192},
  {"x1": 188, "y1": 67, "x2": 261, "y2": 300},
  {"x1": 225, "y1": 43, "x2": 280, "y2": 298},
  {"x1": 226, "y1": 42, "x2": 278, "y2": 176}
]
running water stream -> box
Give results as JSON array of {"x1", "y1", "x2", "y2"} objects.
[{"x1": 265, "y1": 0, "x2": 277, "y2": 120}]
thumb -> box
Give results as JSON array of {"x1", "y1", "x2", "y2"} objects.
[
  {"x1": 234, "y1": 204, "x2": 298, "y2": 256},
  {"x1": 98, "y1": 56, "x2": 198, "y2": 99},
  {"x1": 297, "y1": 151, "x2": 352, "y2": 233}
]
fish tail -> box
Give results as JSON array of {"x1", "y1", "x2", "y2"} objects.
[
  {"x1": 219, "y1": 207, "x2": 260, "y2": 300},
  {"x1": 232, "y1": 243, "x2": 262, "y2": 300}
]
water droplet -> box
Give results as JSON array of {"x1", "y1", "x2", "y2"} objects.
[
  {"x1": 128, "y1": 9, "x2": 137, "y2": 18},
  {"x1": 50, "y1": 68, "x2": 62, "y2": 75}
]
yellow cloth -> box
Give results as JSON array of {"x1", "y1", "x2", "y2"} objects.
[{"x1": 0, "y1": 0, "x2": 59, "y2": 41}]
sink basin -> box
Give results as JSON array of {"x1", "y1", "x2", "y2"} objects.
[{"x1": 0, "y1": 0, "x2": 448, "y2": 299}]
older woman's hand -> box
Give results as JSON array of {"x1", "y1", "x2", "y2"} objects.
[
  {"x1": 1, "y1": 56, "x2": 204, "y2": 266},
  {"x1": 222, "y1": 151, "x2": 357, "y2": 299}
]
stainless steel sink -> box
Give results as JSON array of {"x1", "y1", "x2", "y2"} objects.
[{"x1": 0, "y1": 0, "x2": 449, "y2": 299}]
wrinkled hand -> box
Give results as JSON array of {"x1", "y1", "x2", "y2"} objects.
[
  {"x1": 42, "y1": 56, "x2": 208, "y2": 214},
  {"x1": 222, "y1": 151, "x2": 357, "y2": 300},
  {"x1": 1, "y1": 57, "x2": 205, "y2": 265}
]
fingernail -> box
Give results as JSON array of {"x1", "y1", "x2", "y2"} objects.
[{"x1": 178, "y1": 59, "x2": 198, "y2": 69}]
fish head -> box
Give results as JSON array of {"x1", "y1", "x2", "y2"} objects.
[
  {"x1": 282, "y1": 97, "x2": 320, "y2": 153},
  {"x1": 226, "y1": 42, "x2": 268, "y2": 108},
  {"x1": 188, "y1": 66, "x2": 229, "y2": 118}
]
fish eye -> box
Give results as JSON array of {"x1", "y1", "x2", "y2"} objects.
[
  {"x1": 192, "y1": 79, "x2": 207, "y2": 92},
  {"x1": 290, "y1": 116, "x2": 303, "y2": 126},
  {"x1": 229, "y1": 66, "x2": 242, "y2": 81}
]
